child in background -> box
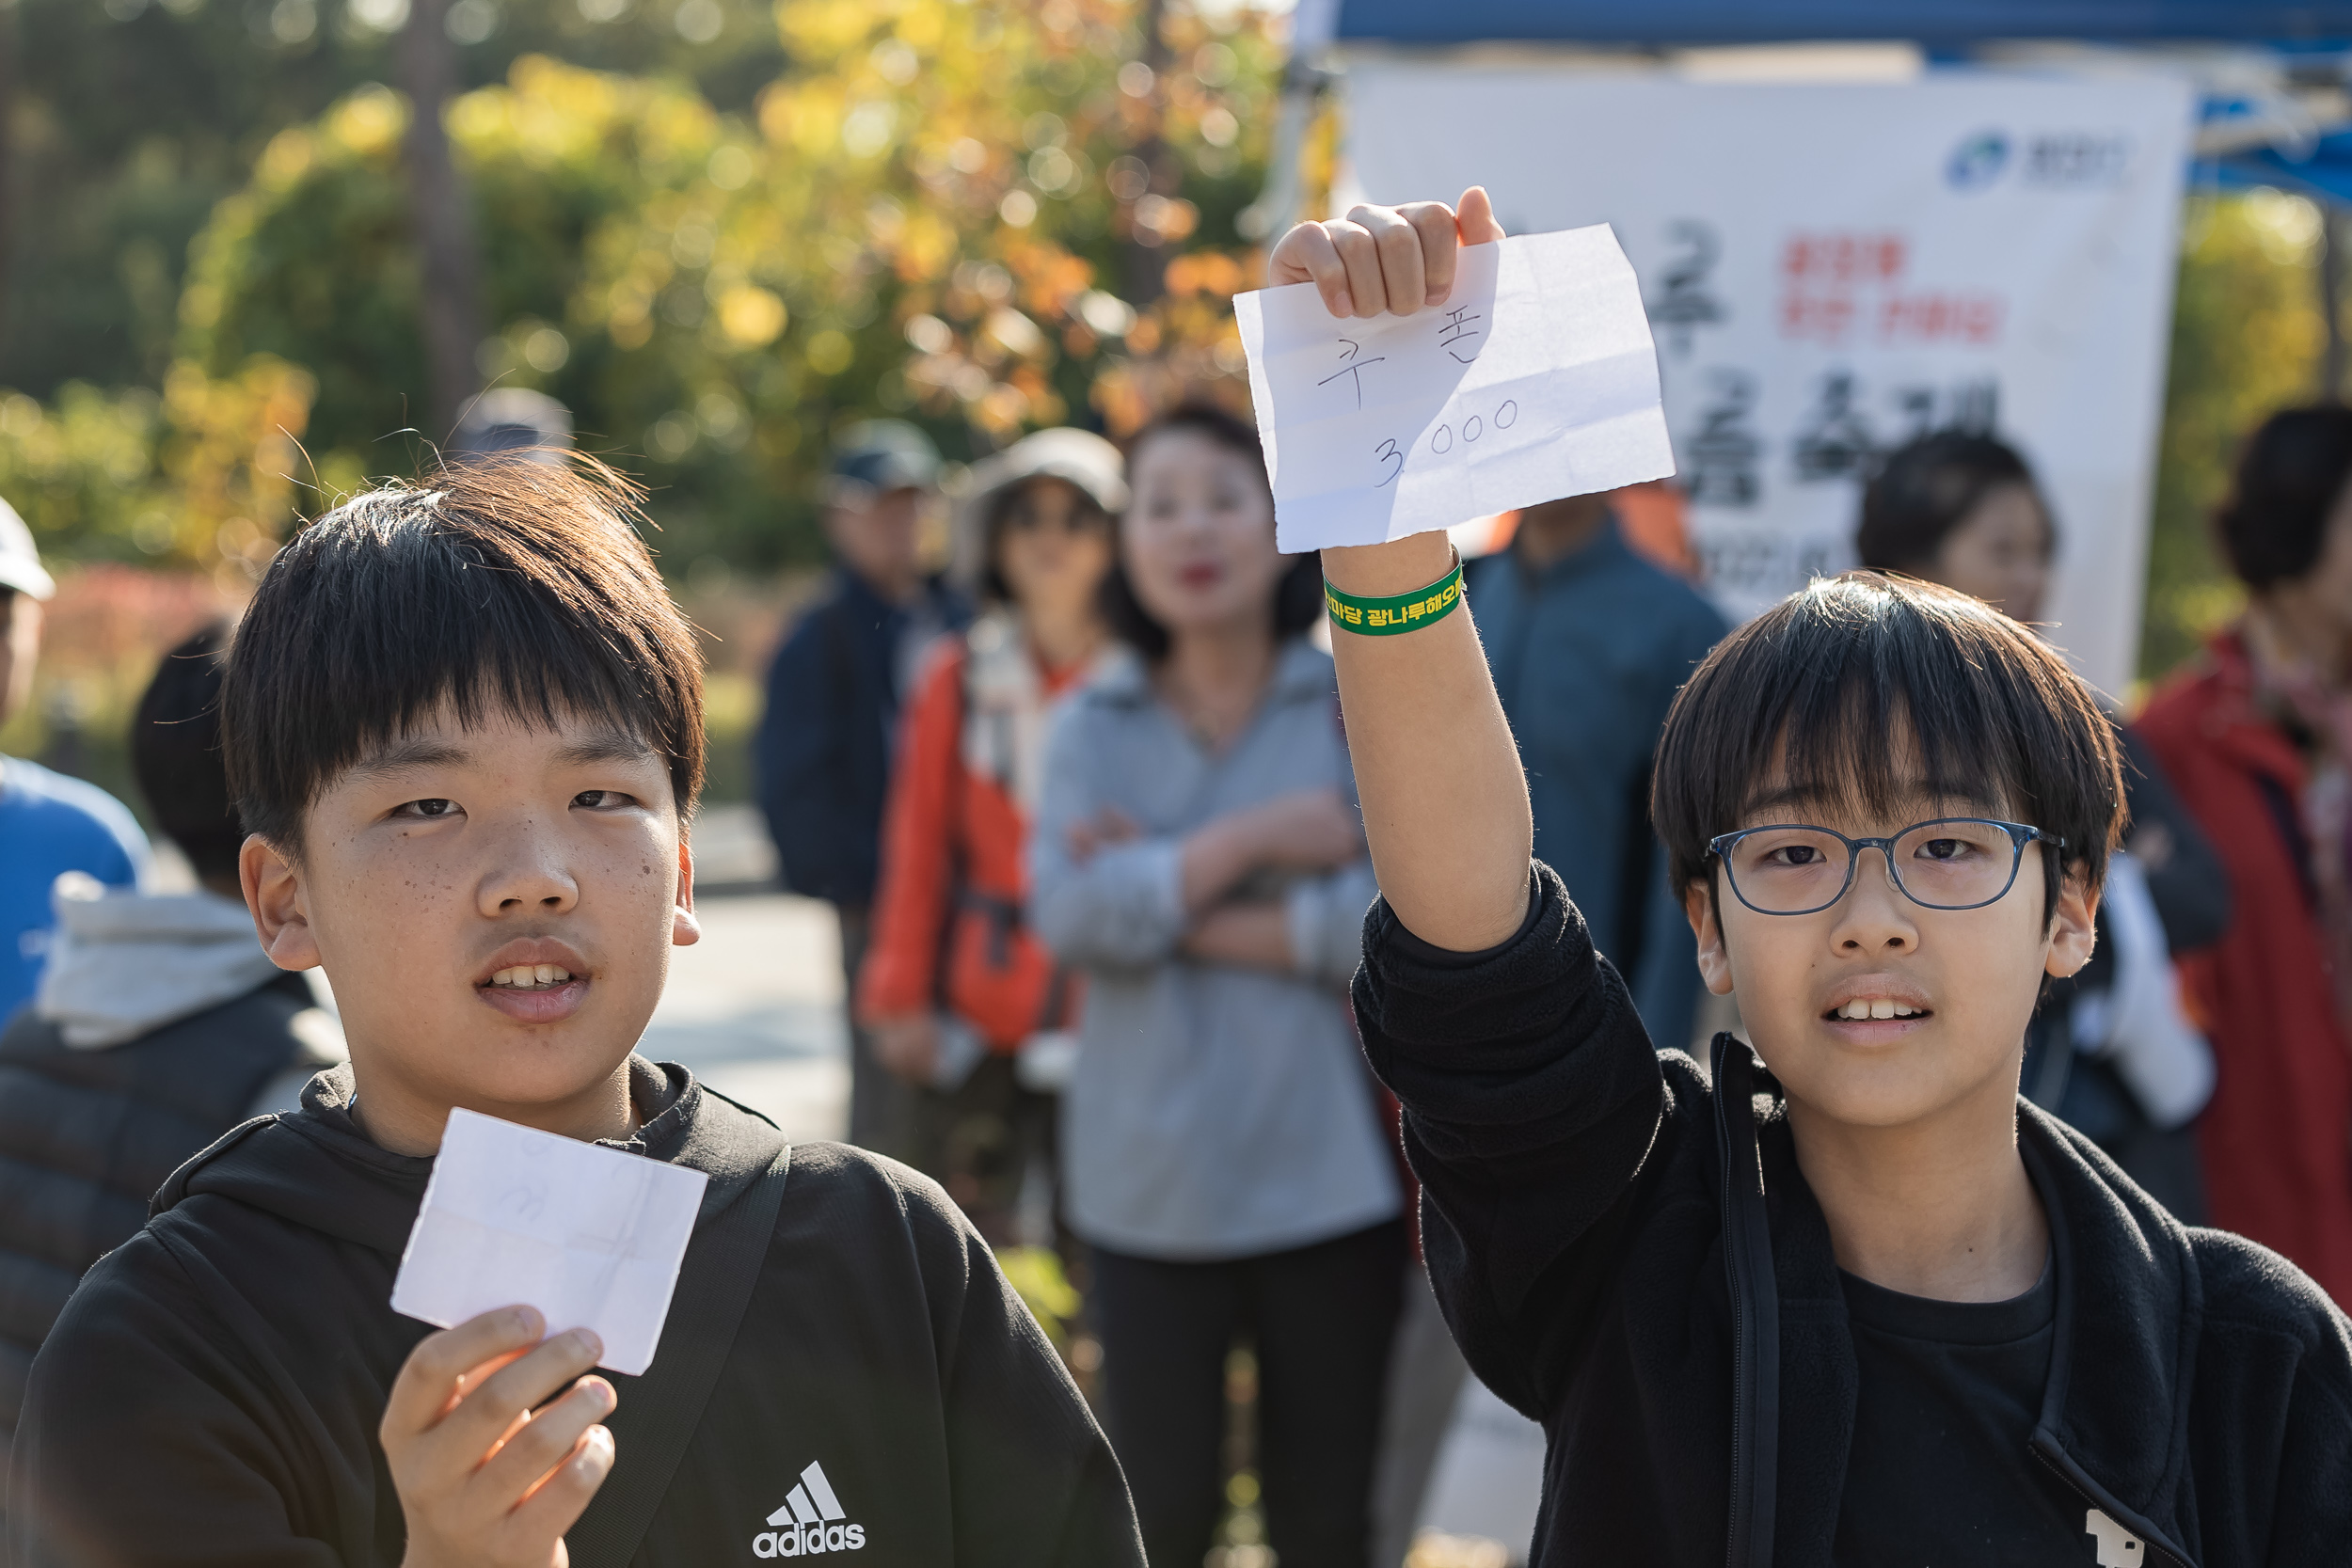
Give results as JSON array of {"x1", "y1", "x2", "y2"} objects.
[
  {"x1": 0, "y1": 498, "x2": 151, "y2": 1021},
  {"x1": 0, "y1": 623, "x2": 342, "y2": 1513},
  {"x1": 11, "y1": 456, "x2": 1140, "y2": 1568},
  {"x1": 1285, "y1": 188, "x2": 2351, "y2": 1566},
  {"x1": 1856, "y1": 430, "x2": 2229, "y2": 1222}
]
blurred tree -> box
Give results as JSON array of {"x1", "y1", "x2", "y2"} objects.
[
  {"x1": 0, "y1": 0, "x2": 785, "y2": 402},
  {"x1": 0, "y1": 353, "x2": 314, "y2": 585},
  {"x1": 178, "y1": 66, "x2": 724, "y2": 502},
  {"x1": 2140, "y1": 190, "x2": 2328, "y2": 684},
  {"x1": 171, "y1": 0, "x2": 1282, "y2": 572},
  {"x1": 397, "y1": 0, "x2": 489, "y2": 436}
]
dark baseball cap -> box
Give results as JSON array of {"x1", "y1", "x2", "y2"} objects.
[
  {"x1": 453, "y1": 388, "x2": 573, "y2": 461},
  {"x1": 831, "y1": 420, "x2": 942, "y2": 495}
]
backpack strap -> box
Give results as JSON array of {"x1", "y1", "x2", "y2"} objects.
[{"x1": 564, "y1": 1132, "x2": 793, "y2": 1568}]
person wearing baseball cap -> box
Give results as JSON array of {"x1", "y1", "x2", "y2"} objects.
[
  {"x1": 755, "y1": 420, "x2": 970, "y2": 1156},
  {"x1": 0, "y1": 497, "x2": 151, "y2": 1024}
]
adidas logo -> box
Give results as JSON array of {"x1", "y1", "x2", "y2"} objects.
[{"x1": 752, "y1": 1461, "x2": 866, "y2": 1558}]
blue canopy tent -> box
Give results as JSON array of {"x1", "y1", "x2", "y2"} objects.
[
  {"x1": 1328, "y1": 3, "x2": 2352, "y2": 46},
  {"x1": 1248, "y1": 0, "x2": 2352, "y2": 390},
  {"x1": 1311, "y1": 3, "x2": 2352, "y2": 199}
]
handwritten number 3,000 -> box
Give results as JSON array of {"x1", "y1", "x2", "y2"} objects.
[{"x1": 1413, "y1": 399, "x2": 1520, "y2": 466}]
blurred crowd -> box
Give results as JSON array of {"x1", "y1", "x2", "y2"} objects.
[{"x1": 7, "y1": 388, "x2": 2352, "y2": 1563}]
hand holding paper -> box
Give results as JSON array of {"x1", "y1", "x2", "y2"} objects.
[
  {"x1": 1274, "y1": 191, "x2": 1545, "y2": 958},
  {"x1": 1242, "y1": 196, "x2": 1675, "y2": 552},
  {"x1": 382, "y1": 1307, "x2": 615, "y2": 1568},
  {"x1": 390, "y1": 1107, "x2": 707, "y2": 1377}
]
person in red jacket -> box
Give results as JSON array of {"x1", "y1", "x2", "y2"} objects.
[
  {"x1": 858, "y1": 428, "x2": 1124, "y2": 1240},
  {"x1": 2138, "y1": 404, "x2": 2352, "y2": 1307}
]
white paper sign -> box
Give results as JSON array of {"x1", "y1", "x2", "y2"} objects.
[
  {"x1": 390, "y1": 1108, "x2": 708, "y2": 1377},
  {"x1": 1235, "y1": 227, "x2": 1675, "y2": 553},
  {"x1": 1342, "y1": 66, "x2": 2195, "y2": 693}
]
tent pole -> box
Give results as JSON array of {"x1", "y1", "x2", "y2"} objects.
[{"x1": 2324, "y1": 202, "x2": 2347, "y2": 404}]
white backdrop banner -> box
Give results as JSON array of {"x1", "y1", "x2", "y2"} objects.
[{"x1": 1343, "y1": 66, "x2": 2196, "y2": 694}]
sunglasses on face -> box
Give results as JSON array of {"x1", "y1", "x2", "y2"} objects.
[{"x1": 1003, "y1": 506, "x2": 1109, "y2": 536}]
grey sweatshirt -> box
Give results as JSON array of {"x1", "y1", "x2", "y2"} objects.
[{"x1": 1029, "y1": 640, "x2": 1399, "y2": 1260}]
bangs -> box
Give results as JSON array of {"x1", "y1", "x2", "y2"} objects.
[
  {"x1": 1652, "y1": 572, "x2": 2122, "y2": 899},
  {"x1": 223, "y1": 453, "x2": 705, "y2": 848}
]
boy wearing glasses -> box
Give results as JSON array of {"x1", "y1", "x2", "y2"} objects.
[{"x1": 1275, "y1": 191, "x2": 2352, "y2": 1566}]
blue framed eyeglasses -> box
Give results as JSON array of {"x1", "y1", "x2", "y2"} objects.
[{"x1": 1706, "y1": 817, "x2": 2064, "y2": 917}]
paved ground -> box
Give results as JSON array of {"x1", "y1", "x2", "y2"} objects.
[{"x1": 644, "y1": 887, "x2": 849, "y2": 1147}]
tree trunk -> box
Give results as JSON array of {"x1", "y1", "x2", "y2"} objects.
[
  {"x1": 396, "y1": 0, "x2": 485, "y2": 441},
  {"x1": 0, "y1": 7, "x2": 18, "y2": 369},
  {"x1": 1118, "y1": 0, "x2": 1171, "y2": 309}
]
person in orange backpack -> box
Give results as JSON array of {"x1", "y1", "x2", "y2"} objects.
[{"x1": 858, "y1": 428, "x2": 1124, "y2": 1240}]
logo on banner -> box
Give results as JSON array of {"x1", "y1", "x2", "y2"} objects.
[
  {"x1": 1946, "y1": 129, "x2": 2011, "y2": 190},
  {"x1": 2023, "y1": 133, "x2": 2133, "y2": 189}
]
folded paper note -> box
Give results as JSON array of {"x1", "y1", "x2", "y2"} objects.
[
  {"x1": 390, "y1": 1107, "x2": 708, "y2": 1377},
  {"x1": 1235, "y1": 226, "x2": 1676, "y2": 553}
]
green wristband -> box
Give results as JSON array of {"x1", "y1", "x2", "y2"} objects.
[{"x1": 1323, "y1": 555, "x2": 1466, "y2": 636}]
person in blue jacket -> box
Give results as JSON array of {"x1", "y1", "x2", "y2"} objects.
[
  {"x1": 0, "y1": 497, "x2": 150, "y2": 1022},
  {"x1": 756, "y1": 421, "x2": 968, "y2": 1152},
  {"x1": 1466, "y1": 494, "x2": 1725, "y2": 1053}
]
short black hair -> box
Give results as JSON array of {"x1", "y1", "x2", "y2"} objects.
[
  {"x1": 133, "y1": 622, "x2": 242, "y2": 883},
  {"x1": 1855, "y1": 430, "x2": 2046, "y2": 573},
  {"x1": 2217, "y1": 404, "x2": 2352, "y2": 591},
  {"x1": 1101, "y1": 402, "x2": 1321, "y2": 659},
  {"x1": 220, "y1": 452, "x2": 705, "y2": 851},
  {"x1": 1653, "y1": 573, "x2": 2122, "y2": 921}
]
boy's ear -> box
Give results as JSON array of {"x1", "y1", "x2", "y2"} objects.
[
  {"x1": 1684, "y1": 879, "x2": 1734, "y2": 997},
  {"x1": 240, "y1": 833, "x2": 322, "y2": 973},
  {"x1": 2044, "y1": 858, "x2": 2099, "y2": 979},
  {"x1": 671, "y1": 835, "x2": 702, "y2": 949}
]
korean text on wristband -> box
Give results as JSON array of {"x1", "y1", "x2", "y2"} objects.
[{"x1": 1322, "y1": 553, "x2": 1466, "y2": 636}]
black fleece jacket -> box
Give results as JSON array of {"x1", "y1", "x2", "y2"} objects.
[
  {"x1": 8, "y1": 1059, "x2": 1141, "y2": 1568},
  {"x1": 1354, "y1": 864, "x2": 2352, "y2": 1568}
]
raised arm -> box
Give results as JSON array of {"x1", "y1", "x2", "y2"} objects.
[{"x1": 1270, "y1": 188, "x2": 1533, "y2": 952}]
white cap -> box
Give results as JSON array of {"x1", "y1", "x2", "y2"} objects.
[
  {"x1": 951, "y1": 428, "x2": 1130, "y2": 592},
  {"x1": 0, "y1": 496, "x2": 55, "y2": 600}
]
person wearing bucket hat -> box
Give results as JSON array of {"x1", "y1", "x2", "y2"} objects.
[
  {"x1": 857, "y1": 427, "x2": 1123, "y2": 1238},
  {"x1": 0, "y1": 496, "x2": 152, "y2": 1025},
  {"x1": 755, "y1": 420, "x2": 970, "y2": 1156}
]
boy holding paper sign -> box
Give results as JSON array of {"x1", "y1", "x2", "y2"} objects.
[
  {"x1": 9, "y1": 456, "x2": 1142, "y2": 1568},
  {"x1": 1277, "y1": 191, "x2": 2352, "y2": 1565}
]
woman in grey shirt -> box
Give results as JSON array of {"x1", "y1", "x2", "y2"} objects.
[{"x1": 1030, "y1": 404, "x2": 1403, "y2": 1568}]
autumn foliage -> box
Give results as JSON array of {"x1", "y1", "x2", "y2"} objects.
[{"x1": 3, "y1": 0, "x2": 1283, "y2": 578}]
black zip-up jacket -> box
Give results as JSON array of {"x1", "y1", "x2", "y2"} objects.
[
  {"x1": 0, "y1": 971, "x2": 316, "y2": 1455},
  {"x1": 1354, "y1": 864, "x2": 2352, "y2": 1568},
  {"x1": 8, "y1": 1058, "x2": 1142, "y2": 1567}
]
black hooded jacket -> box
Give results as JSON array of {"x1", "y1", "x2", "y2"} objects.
[
  {"x1": 1354, "y1": 864, "x2": 2352, "y2": 1568},
  {"x1": 8, "y1": 1058, "x2": 1141, "y2": 1568}
]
